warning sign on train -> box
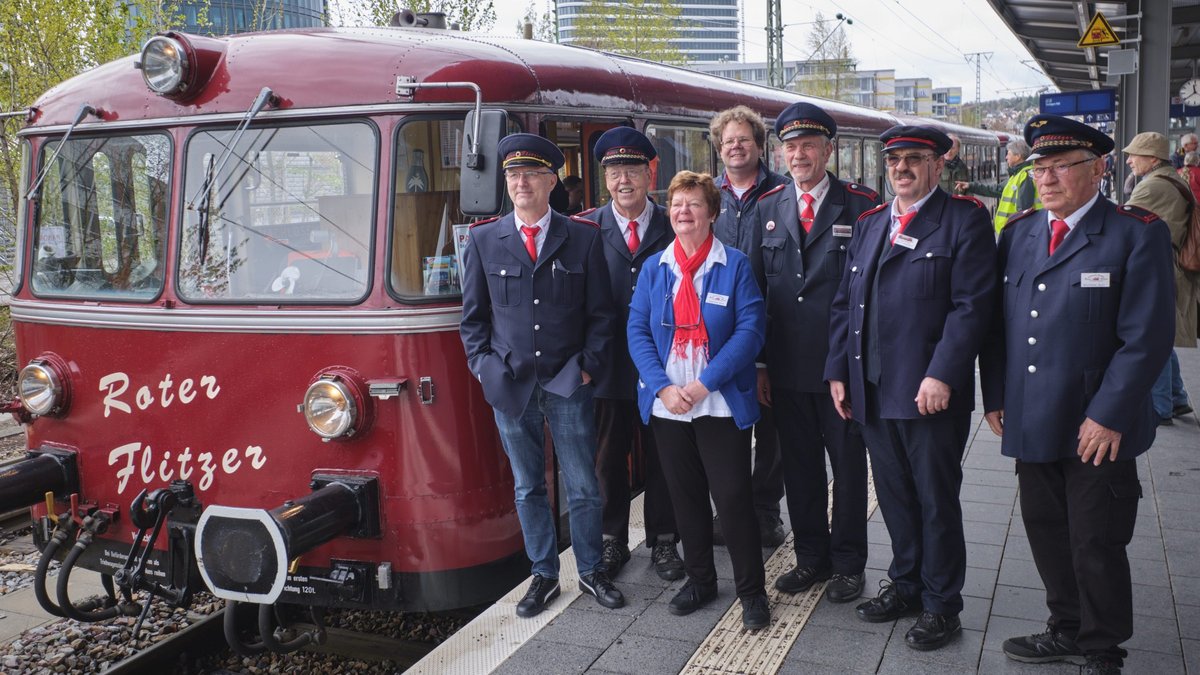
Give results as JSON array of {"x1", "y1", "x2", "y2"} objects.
[{"x1": 1078, "y1": 13, "x2": 1120, "y2": 48}]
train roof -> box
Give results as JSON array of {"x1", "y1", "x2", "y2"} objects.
[{"x1": 26, "y1": 26, "x2": 898, "y2": 135}]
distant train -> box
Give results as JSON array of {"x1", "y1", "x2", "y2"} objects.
[{"x1": 0, "y1": 16, "x2": 1005, "y2": 655}]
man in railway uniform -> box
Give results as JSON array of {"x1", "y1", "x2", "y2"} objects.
[
  {"x1": 981, "y1": 115, "x2": 1174, "y2": 675},
  {"x1": 576, "y1": 127, "x2": 685, "y2": 582},
  {"x1": 825, "y1": 125, "x2": 996, "y2": 650},
  {"x1": 709, "y1": 105, "x2": 790, "y2": 547},
  {"x1": 754, "y1": 102, "x2": 879, "y2": 604},
  {"x1": 459, "y1": 133, "x2": 625, "y2": 618}
]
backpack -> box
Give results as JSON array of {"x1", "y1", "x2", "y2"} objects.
[{"x1": 1152, "y1": 175, "x2": 1200, "y2": 274}]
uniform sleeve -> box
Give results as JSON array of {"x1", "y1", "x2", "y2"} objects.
[
  {"x1": 823, "y1": 226, "x2": 856, "y2": 384},
  {"x1": 459, "y1": 234, "x2": 496, "y2": 376},
  {"x1": 581, "y1": 228, "x2": 616, "y2": 377},
  {"x1": 627, "y1": 266, "x2": 670, "y2": 396},
  {"x1": 979, "y1": 228, "x2": 1012, "y2": 412}
]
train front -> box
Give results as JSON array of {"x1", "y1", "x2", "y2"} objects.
[{"x1": 1, "y1": 27, "x2": 526, "y2": 652}]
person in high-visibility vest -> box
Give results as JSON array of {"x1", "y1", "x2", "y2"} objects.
[{"x1": 956, "y1": 138, "x2": 1041, "y2": 234}]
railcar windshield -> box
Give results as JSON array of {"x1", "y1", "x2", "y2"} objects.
[
  {"x1": 178, "y1": 121, "x2": 376, "y2": 303},
  {"x1": 30, "y1": 133, "x2": 170, "y2": 300}
]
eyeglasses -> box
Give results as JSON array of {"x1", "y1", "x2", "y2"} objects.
[
  {"x1": 720, "y1": 136, "x2": 755, "y2": 148},
  {"x1": 505, "y1": 170, "x2": 555, "y2": 182},
  {"x1": 661, "y1": 292, "x2": 701, "y2": 331},
  {"x1": 884, "y1": 153, "x2": 935, "y2": 167},
  {"x1": 1029, "y1": 157, "x2": 1095, "y2": 179},
  {"x1": 605, "y1": 167, "x2": 648, "y2": 180}
]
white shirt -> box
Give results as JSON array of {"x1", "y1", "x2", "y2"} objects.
[
  {"x1": 888, "y1": 189, "x2": 937, "y2": 241},
  {"x1": 651, "y1": 237, "x2": 734, "y2": 421},
  {"x1": 1047, "y1": 191, "x2": 1101, "y2": 237},
  {"x1": 613, "y1": 200, "x2": 653, "y2": 244},
  {"x1": 514, "y1": 209, "x2": 552, "y2": 257},
  {"x1": 795, "y1": 173, "x2": 831, "y2": 221}
]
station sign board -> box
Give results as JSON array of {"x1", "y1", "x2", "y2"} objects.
[{"x1": 1039, "y1": 89, "x2": 1116, "y2": 119}]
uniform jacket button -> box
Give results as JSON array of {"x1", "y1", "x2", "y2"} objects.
[
  {"x1": 1030, "y1": 310, "x2": 1038, "y2": 318},
  {"x1": 1027, "y1": 365, "x2": 1037, "y2": 373}
]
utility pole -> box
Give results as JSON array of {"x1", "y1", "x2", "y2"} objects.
[
  {"x1": 766, "y1": 0, "x2": 783, "y2": 88},
  {"x1": 964, "y1": 51, "x2": 992, "y2": 110}
]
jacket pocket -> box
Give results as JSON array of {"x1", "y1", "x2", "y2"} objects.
[
  {"x1": 761, "y1": 236, "x2": 786, "y2": 277},
  {"x1": 1105, "y1": 479, "x2": 1142, "y2": 546},
  {"x1": 1068, "y1": 265, "x2": 1121, "y2": 323},
  {"x1": 1003, "y1": 269, "x2": 1024, "y2": 320},
  {"x1": 552, "y1": 260, "x2": 583, "y2": 306},
  {"x1": 910, "y1": 246, "x2": 953, "y2": 299},
  {"x1": 486, "y1": 263, "x2": 522, "y2": 307}
]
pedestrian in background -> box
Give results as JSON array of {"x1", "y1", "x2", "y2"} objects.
[{"x1": 956, "y1": 137, "x2": 1041, "y2": 234}]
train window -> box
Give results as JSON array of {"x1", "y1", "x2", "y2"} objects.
[
  {"x1": 10, "y1": 140, "x2": 29, "y2": 293},
  {"x1": 837, "y1": 138, "x2": 862, "y2": 183},
  {"x1": 30, "y1": 133, "x2": 170, "y2": 300},
  {"x1": 178, "y1": 122, "x2": 376, "y2": 303},
  {"x1": 644, "y1": 124, "x2": 713, "y2": 203},
  {"x1": 863, "y1": 139, "x2": 883, "y2": 195},
  {"x1": 766, "y1": 135, "x2": 785, "y2": 176}
]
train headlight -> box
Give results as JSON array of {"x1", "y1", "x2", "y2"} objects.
[
  {"x1": 18, "y1": 360, "x2": 65, "y2": 416},
  {"x1": 140, "y1": 36, "x2": 189, "y2": 96},
  {"x1": 303, "y1": 377, "x2": 358, "y2": 439}
]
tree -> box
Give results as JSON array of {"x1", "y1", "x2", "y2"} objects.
[
  {"x1": 570, "y1": 0, "x2": 687, "y2": 65},
  {"x1": 795, "y1": 11, "x2": 856, "y2": 102},
  {"x1": 335, "y1": 0, "x2": 496, "y2": 32},
  {"x1": 516, "y1": 1, "x2": 556, "y2": 42}
]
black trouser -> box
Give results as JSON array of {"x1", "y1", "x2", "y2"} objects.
[
  {"x1": 1018, "y1": 458, "x2": 1140, "y2": 659},
  {"x1": 594, "y1": 397, "x2": 676, "y2": 546},
  {"x1": 860, "y1": 384, "x2": 970, "y2": 615},
  {"x1": 752, "y1": 407, "x2": 784, "y2": 520},
  {"x1": 774, "y1": 389, "x2": 868, "y2": 575},
  {"x1": 652, "y1": 415, "x2": 766, "y2": 598}
]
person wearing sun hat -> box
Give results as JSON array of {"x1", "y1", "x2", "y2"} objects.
[{"x1": 980, "y1": 114, "x2": 1174, "y2": 674}]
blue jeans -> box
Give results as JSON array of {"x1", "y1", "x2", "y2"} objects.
[
  {"x1": 1151, "y1": 350, "x2": 1189, "y2": 419},
  {"x1": 493, "y1": 383, "x2": 604, "y2": 579}
]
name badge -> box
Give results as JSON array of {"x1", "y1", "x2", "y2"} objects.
[
  {"x1": 1080, "y1": 272, "x2": 1111, "y2": 288},
  {"x1": 706, "y1": 293, "x2": 729, "y2": 307},
  {"x1": 894, "y1": 234, "x2": 918, "y2": 249},
  {"x1": 832, "y1": 225, "x2": 853, "y2": 238}
]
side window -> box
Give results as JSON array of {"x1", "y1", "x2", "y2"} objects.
[
  {"x1": 863, "y1": 139, "x2": 883, "y2": 195},
  {"x1": 178, "y1": 122, "x2": 376, "y2": 302},
  {"x1": 31, "y1": 134, "x2": 170, "y2": 300},
  {"x1": 9, "y1": 140, "x2": 30, "y2": 291},
  {"x1": 837, "y1": 138, "x2": 862, "y2": 183},
  {"x1": 645, "y1": 124, "x2": 712, "y2": 204},
  {"x1": 766, "y1": 134, "x2": 785, "y2": 176}
]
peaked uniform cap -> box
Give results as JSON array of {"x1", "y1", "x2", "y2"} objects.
[
  {"x1": 594, "y1": 127, "x2": 657, "y2": 165},
  {"x1": 1024, "y1": 114, "x2": 1114, "y2": 160},
  {"x1": 775, "y1": 102, "x2": 837, "y2": 141},
  {"x1": 498, "y1": 133, "x2": 565, "y2": 171},
  {"x1": 879, "y1": 125, "x2": 952, "y2": 155}
]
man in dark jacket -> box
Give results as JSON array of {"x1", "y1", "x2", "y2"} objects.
[
  {"x1": 576, "y1": 127, "x2": 683, "y2": 582},
  {"x1": 755, "y1": 101, "x2": 879, "y2": 605},
  {"x1": 709, "y1": 105, "x2": 790, "y2": 546}
]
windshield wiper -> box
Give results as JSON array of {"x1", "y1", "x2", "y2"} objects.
[
  {"x1": 26, "y1": 103, "x2": 100, "y2": 202},
  {"x1": 186, "y1": 87, "x2": 277, "y2": 210},
  {"x1": 196, "y1": 153, "x2": 216, "y2": 265}
]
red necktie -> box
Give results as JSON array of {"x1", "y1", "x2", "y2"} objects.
[
  {"x1": 891, "y1": 211, "x2": 917, "y2": 245},
  {"x1": 1049, "y1": 219, "x2": 1069, "y2": 255},
  {"x1": 800, "y1": 193, "x2": 815, "y2": 233},
  {"x1": 521, "y1": 225, "x2": 540, "y2": 262},
  {"x1": 627, "y1": 220, "x2": 640, "y2": 253}
]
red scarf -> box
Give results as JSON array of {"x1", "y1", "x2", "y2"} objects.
[{"x1": 671, "y1": 233, "x2": 714, "y2": 359}]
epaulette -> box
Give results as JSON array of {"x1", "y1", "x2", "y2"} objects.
[
  {"x1": 574, "y1": 206, "x2": 600, "y2": 219},
  {"x1": 952, "y1": 194, "x2": 986, "y2": 209},
  {"x1": 844, "y1": 182, "x2": 879, "y2": 201},
  {"x1": 757, "y1": 183, "x2": 787, "y2": 201},
  {"x1": 570, "y1": 215, "x2": 601, "y2": 228},
  {"x1": 1002, "y1": 208, "x2": 1038, "y2": 230},
  {"x1": 469, "y1": 215, "x2": 501, "y2": 228},
  {"x1": 1115, "y1": 203, "x2": 1159, "y2": 224},
  {"x1": 858, "y1": 202, "x2": 889, "y2": 221}
]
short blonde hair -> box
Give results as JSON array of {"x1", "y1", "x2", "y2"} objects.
[
  {"x1": 666, "y1": 171, "x2": 721, "y2": 220},
  {"x1": 709, "y1": 105, "x2": 767, "y2": 153}
]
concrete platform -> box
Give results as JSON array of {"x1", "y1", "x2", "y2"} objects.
[{"x1": 418, "y1": 346, "x2": 1200, "y2": 674}]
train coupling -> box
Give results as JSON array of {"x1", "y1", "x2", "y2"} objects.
[{"x1": 0, "y1": 446, "x2": 78, "y2": 512}]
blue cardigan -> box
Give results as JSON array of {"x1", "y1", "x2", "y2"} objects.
[{"x1": 627, "y1": 240, "x2": 766, "y2": 429}]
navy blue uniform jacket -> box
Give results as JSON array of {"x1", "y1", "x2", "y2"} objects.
[
  {"x1": 460, "y1": 211, "x2": 615, "y2": 418},
  {"x1": 979, "y1": 200, "x2": 1174, "y2": 462},
  {"x1": 824, "y1": 188, "x2": 997, "y2": 422},
  {"x1": 574, "y1": 203, "x2": 671, "y2": 400},
  {"x1": 627, "y1": 242, "x2": 766, "y2": 429},
  {"x1": 758, "y1": 174, "x2": 880, "y2": 393}
]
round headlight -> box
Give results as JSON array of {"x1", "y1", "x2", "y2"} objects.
[
  {"x1": 19, "y1": 362, "x2": 62, "y2": 416},
  {"x1": 303, "y1": 378, "x2": 358, "y2": 439},
  {"x1": 141, "y1": 36, "x2": 189, "y2": 95}
]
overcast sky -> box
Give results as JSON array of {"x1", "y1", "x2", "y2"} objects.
[{"x1": 487, "y1": 0, "x2": 1056, "y2": 101}]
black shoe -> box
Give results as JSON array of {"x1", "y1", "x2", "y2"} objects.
[
  {"x1": 773, "y1": 566, "x2": 831, "y2": 594},
  {"x1": 1002, "y1": 626, "x2": 1086, "y2": 664},
  {"x1": 579, "y1": 571, "x2": 625, "y2": 609},
  {"x1": 825, "y1": 572, "x2": 865, "y2": 603},
  {"x1": 651, "y1": 540, "x2": 685, "y2": 581},
  {"x1": 1174, "y1": 403, "x2": 1194, "y2": 418},
  {"x1": 854, "y1": 580, "x2": 920, "y2": 623},
  {"x1": 515, "y1": 575, "x2": 560, "y2": 618},
  {"x1": 1083, "y1": 654, "x2": 1123, "y2": 675},
  {"x1": 599, "y1": 539, "x2": 630, "y2": 576},
  {"x1": 1159, "y1": 416, "x2": 1174, "y2": 426},
  {"x1": 668, "y1": 579, "x2": 718, "y2": 616},
  {"x1": 712, "y1": 516, "x2": 725, "y2": 546},
  {"x1": 905, "y1": 611, "x2": 961, "y2": 651},
  {"x1": 759, "y1": 516, "x2": 786, "y2": 548},
  {"x1": 740, "y1": 593, "x2": 771, "y2": 630}
]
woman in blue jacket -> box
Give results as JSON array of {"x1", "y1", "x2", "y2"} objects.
[{"x1": 627, "y1": 171, "x2": 769, "y2": 630}]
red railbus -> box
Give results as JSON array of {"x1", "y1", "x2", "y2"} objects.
[{"x1": 0, "y1": 21, "x2": 999, "y2": 654}]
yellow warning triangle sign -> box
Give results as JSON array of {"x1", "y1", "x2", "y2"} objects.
[{"x1": 1078, "y1": 12, "x2": 1120, "y2": 48}]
